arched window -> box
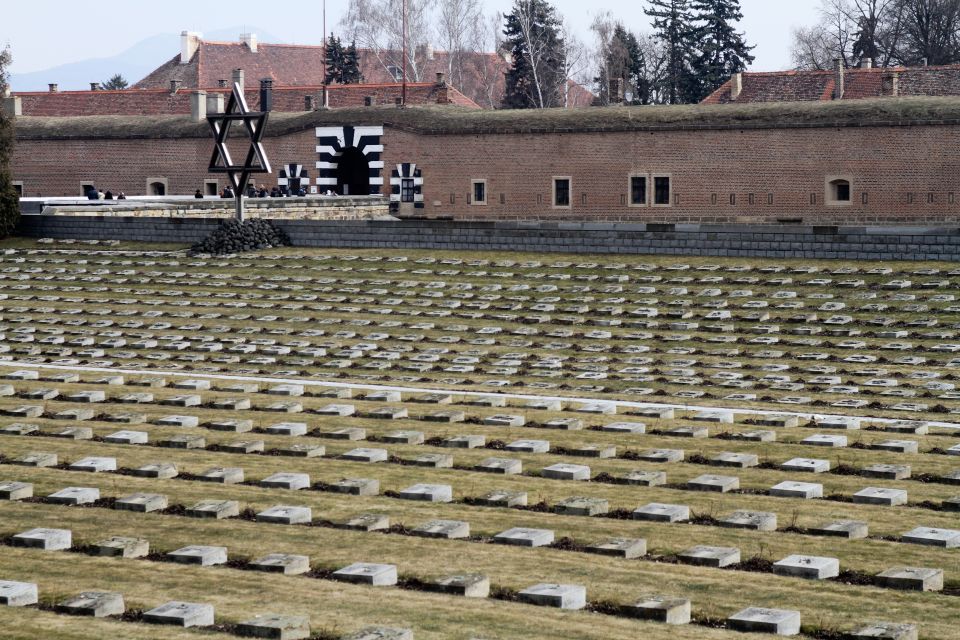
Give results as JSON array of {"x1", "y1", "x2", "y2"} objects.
[{"x1": 827, "y1": 178, "x2": 851, "y2": 204}]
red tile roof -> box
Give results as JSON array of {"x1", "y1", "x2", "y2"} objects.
[{"x1": 703, "y1": 64, "x2": 960, "y2": 104}]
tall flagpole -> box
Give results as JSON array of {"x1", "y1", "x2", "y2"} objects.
[
  {"x1": 401, "y1": 0, "x2": 407, "y2": 106},
  {"x1": 322, "y1": 0, "x2": 327, "y2": 106}
]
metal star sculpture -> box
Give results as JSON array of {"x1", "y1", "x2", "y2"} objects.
[{"x1": 207, "y1": 82, "x2": 271, "y2": 220}]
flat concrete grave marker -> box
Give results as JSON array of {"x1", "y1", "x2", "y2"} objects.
[
  {"x1": 65, "y1": 390, "x2": 105, "y2": 403},
  {"x1": 168, "y1": 545, "x2": 228, "y2": 566},
  {"x1": 600, "y1": 421, "x2": 646, "y2": 433},
  {"x1": 483, "y1": 414, "x2": 526, "y2": 427},
  {"x1": 627, "y1": 407, "x2": 675, "y2": 419},
  {"x1": 801, "y1": 434, "x2": 847, "y2": 447},
  {"x1": 0, "y1": 481, "x2": 33, "y2": 500},
  {"x1": 627, "y1": 596, "x2": 691, "y2": 624},
  {"x1": 265, "y1": 422, "x2": 308, "y2": 437},
  {"x1": 331, "y1": 478, "x2": 380, "y2": 496},
  {"x1": 104, "y1": 430, "x2": 148, "y2": 445},
  {"x1": 222, "y1": 440, "x2": 265, "y2": 454},
  {"x1": 633, "y1": 502, "x2": 690, "y2": 522},
  {"x1": 116, "y1": 493, "x2": 168, "y2": 513},
  {"x1": 622, "y1": 470, "x2": 667, "y2": 486},
  {"x1": 143, "y1": 601, "x2": 214, "y2": 628},
  {"x1": 853, "y1": 487, "x2": 908, "y2": 506},
  {"x1": 132, "y1": 463, "x2": 178, "y2": 479},
  {"x1": 399, "y1": 483, "x2": 453, "y2": 502},
  {"x1": 901, "y1": 526, "x2": 960, "y2": 547},
  {"x1": 198, "y1": 467, "x2": 244, "y2": 484},
  {"x1": 342, "y1": 627, "x2": 412, "y2": 640},
  {"x1": 172, "y1": 379, "x2": 210, "y2": 391},
  {"x1": 773, "y1": 554, "x2": 839, "y2": 579},
  {"x1": 422, "y1": 410, "x2": 466, "y2": 423},
  {"x1": 875, "y1": 566, "x2": 944, "y2": 591},
  {"x1": 687, "y1": 474, "x2": 739, "y2": 492},
  {"x1": 412, "y1": 519, "x2": 470, "y2": 539},
  {"x1": 276, "y1": 444, "x2": 325, "y2": 458},
  {"x1": 343, "y1": 448, "x2": 389, "y2": 463},
  {"x1": 873, "y1": 440, "x2": 919, "y2": 454},
  {"x1": 728, "y1": 608, "x2": 801, "y2": 636},
  {"x1": 343, "y1": 513, "x2": 390, "y2": 532},
  {"x1": 315, "y1": 404, "x2": 356, "y2": 417},
  {"x1": 863, "y1": 464, "x2": 911, "y2": 480},
  {"x1": 210, "y1": 398, "x2": 252, "y2": 411},
  {"x1": 161, "y1": 394, "x2": 202, "y2": 408},
  {"x1": 442, "y1": 435, "x2": 485, "y2": 449},
  {"x1": 756, "y1": 414, "x2": 799, "y2": 428},
  {"x1": 770, "y1": 481, "x2": 823, "y2": 499},
  {"x1": 586, "y1": 537, "x2": 647, "y2": 558},
  {"x1": 256, "y1": 506, "x2": 312, "y2": 525},
  {"x1": 506, "y1": 439, "x2": 550, "y2": 453},
  {"x1": 679, "y1": 545, "x2": 740, "y2": 567},
  {"x1": 187, "y1": 500, "x2": 240, "y2": 519},
  {"x1": 267, "y1": 384, "x2": 305, "y2": 397},
  {"x1": 720, "y1": 510, "x2": 777, "y2": 531},
  {"x1": 0, "y1": 581, "x2": 38, "y2": 606},
  {"x1": 2, "y1": 405, "x2": 43, "y2": 419},
  {"x1": 159, "y1": 434, "x2": 206, "y2": 449},
  {"x1": 261, "y1": 473, "x2": 310, "y2": 490},
  {"x1": 431, "y1": 574, "x2": 490, "y2": 598},
  {"x1": 493, "y1": 527, "x2": 554, "y2": 547},
  {"x1": 13, "y1": 452, "x2": 56, "y2": 468},
  {"x1": 477, "y1": 489, "x2": 528, "y2": 507},
  {"x1": 664, "y1": 425, "x2": 709, "y2": 438},
  {"x1": 51, "y1": 426, "x2": 94, "y2": 441},
  {"x1": 250, "y1": 554, "x2": 311, "y2": 576},
  {"x1": 382, "y1": 430, "x2": 424, "y2": 445},
  {"x1": 542, "y1": 463, "x2": 590, "y2": 480},
  {"x1": 208, "y1": 419, "x2": 254, "y2": 433},
  {"x1": 845, "y1": 622, "x2": 918, "y2": 640},
  {"x1": 12, "y1": 527, "x2": 71, "y2": 550},
  {"x1": 1, "y1": 422, "x2": 39, "y2": 436},
  {"x1": 323, "y1": 427, "x2": 366, "y2": 441},
  {"x1": 518, "y1": 583, "x2": 586, "y2": 610},
  {"x1": 411, "y1": 453, "x2": 454, "y2": 468},
  {"x1": 69, "y1": 456, "x2": 116, "y2": 473},
  {"x1": 56, "y1": 591, "x2": 125, "y2": 617},
  {"x1": 237, "y1": 613, "x2": 310, "y2": 640},
  {"x1": 155, "y1": 415, "x2": 200, "y2": 428},
  {"x1": 556, "y1": 496, "x2": 609, "y2": 516},
  {"x1": 732, "y1": 429, "x2": 777, "y2": 442},
  {"x1": 475, "y1": 457, "x2": 522, "y2": 474},
  {"x1": 332, "y1": 562, "x2": 397, "y2": 586},
  {"x1": 780, "y1": 457, "x2": 830, "y2": 473},
  {"x1": 710, "y1": 452, "x2": 759, "y2": 468},
  {"x1": 95, "y1": 536, "x2": 149, "y2": 558},
  {"x1": 53, "y1": 408, "x2": 95, "y2": 421},
  {"x1": 884, "y1": 421, "x2": 929, "y2": 435},
  {"x1": 638, "y1": 448, "x2": 684, "y2": 463}
]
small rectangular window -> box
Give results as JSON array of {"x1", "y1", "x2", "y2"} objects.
[
  {"x1": 653, "y1": 176, "x2": 671, "y2": 206},
  {"x1": 204, "y1": 180, "x2": 218, "y2": 196},
  {"x1": 81, "y1": 183, "x2": 95, "y2": 197},
  {"x1": 730, "y1": 193, "x2": 736, "y2": 206},
  {"x1": 12, "y1": 182, "x2": 23, "y2": 198},
  {"x1": 630, "y1": 176, "x2": 647, "y2": 206},
  {"x1": 553, "y1": 178, "x2": 571, "y2": 208},
  {"x1": 401, "y1": 179, "x2": 415, "y2": 203},
  {"x1": 500, "y1": 193, "x2": 505, "y2": 205},
  {"x1": 471, "y1": 180, "x2": 487, "y2": 206}
]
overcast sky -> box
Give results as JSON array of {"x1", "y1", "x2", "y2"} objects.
[{"x1": 4, "y1": 0, "x2": 820, "y2": 74}]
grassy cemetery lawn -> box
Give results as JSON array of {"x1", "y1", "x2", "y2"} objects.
[{"x1": 0, "y1": 239, "x2": 959, "y2": 638}]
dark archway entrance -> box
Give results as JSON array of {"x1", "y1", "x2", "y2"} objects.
[{"x1": 336, "y1": 147, "x2": 370, "y2": 196}]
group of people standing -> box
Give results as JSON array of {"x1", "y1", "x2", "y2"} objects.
[{"x1": 85, "y1": 186, "x2": 126, "y2": 200}]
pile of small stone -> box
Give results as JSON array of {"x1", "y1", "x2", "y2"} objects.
[{"x1": 190, "y1": 219, "x2": 291, "y2": 255}]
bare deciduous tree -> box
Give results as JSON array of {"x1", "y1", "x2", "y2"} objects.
[
  {"x1": 436, "y1": 0, "x2": 484, "y2": 90},
  {"x1": 467, "y1": 11, "x2": 507, "y2": 108},
  {"x1": 342, "y1": 0, "x2": 436, "y2": 82}
]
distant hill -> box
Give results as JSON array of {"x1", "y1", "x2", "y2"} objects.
[{"x1": 10, "y1": 27, "x2": 283, "y2": 91}]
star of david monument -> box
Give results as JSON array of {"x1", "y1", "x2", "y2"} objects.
[{"x1": 207, "y1": 81, "x2": 271, "y2": 221}]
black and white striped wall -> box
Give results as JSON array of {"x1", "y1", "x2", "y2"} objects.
[
  {"x1": 315, "y1": 125, "x2": 384, "y2": 194},
  {"x1": 390, "y1": 163, "x2": 424, "y2": 209},
  {"x1": 277, "y1": 164, "x2": 311, "y2": 191}
]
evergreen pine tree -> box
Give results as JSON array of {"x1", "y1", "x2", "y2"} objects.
[
  {"x1": 689, "y1": 0, "x2": 754, "y2": 101},
  {"x1": 324, "y1": 34, "x2": 345, "y2": 84},
  {"x1": 342, "y1": 41, "x2": 363, "y2": 84},
  {"x1": 596, "y1": 25, "x2": 648, "y2": 105},
  {"x1": 101, "y1": 74, "x2": 128, "y2": 90},
  {"x1": 645, "y1": 0, "x2": 697, "y2": 104},
  {"x1": 0, "y1": 46, "x2": 20, "y2": 238},
  {"x1": 502, "y1": 0, "x2": 567, "y2": 109}
]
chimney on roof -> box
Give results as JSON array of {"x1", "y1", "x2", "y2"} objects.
[
  {"x1": 48, "y1": 83, "x2": 58, "y2": 93},
  {"x1": 730, "y1": 72, "x2": 743, "y2": 101},
  {"x1": 190, "y1": 90, "x2": 206, "y2": 122},
  {"x1": 426, "y1": 43, "x2": 434, "y2": 61},
  {"x1": 305, "y1": 95, "x2": 314, "y2": 111},
  {"x1": 240, "y1": 33, "x2": 258, "y2": 53},
  {"x1": 232, "y1": 68, "x2": 245, "y2": 88},
  {"x1": 206, "y1": 92, "x2": 224, "y2": 114},
  {"x1": 90, "y1": 82, "x2": 100, "y2": 91},
  {"x1": 259, "y1": 78, "x2": 273, "y2": 112},
  {"x1": 891, "y1": 70, "x2": 900, "y2": 96},
  {"x1": 2, "y1": 95, "x2": 21, "y2": 119},
  {"x1": 863, "y1": 58, "x2": 873, "y2": 69},
  {"x1": 833, "y1": 58, "x2": 844, "y2": 100},
  {"x1": 170, "y1": 79, "x2": 182, "y2": 94},
  {"x1": 180, "y1": 31, "x2": 202, "y2": 64},
  {"x1": 436, "y1": 72, "x2": 446, "y2": 86}
]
